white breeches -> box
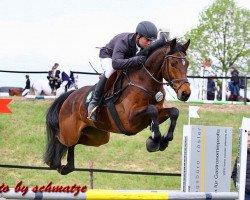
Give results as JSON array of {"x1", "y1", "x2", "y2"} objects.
[
  {"x1": 100, "y1": 58, "x2": 115, "y2": 78},
  {"x1": 22, "y1": 89, "x2": 30, "y2": 96}
]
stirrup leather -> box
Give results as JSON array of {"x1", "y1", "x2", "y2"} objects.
[{"x1": 87, "y1": 106, "x2": 98, "y2": 120}]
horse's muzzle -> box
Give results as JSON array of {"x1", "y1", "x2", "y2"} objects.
[
  {"x1": 180, "y1": 91, "x2": 191, "y2": 101},
  {"x1": 176, "y1": 81, "x2": 191, "y2": 101}
]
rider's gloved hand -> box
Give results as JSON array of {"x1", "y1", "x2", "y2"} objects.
[{"x1": 136, "y1": 55, "x2": 147, "y2": 65}]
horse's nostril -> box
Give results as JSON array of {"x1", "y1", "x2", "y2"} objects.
[{"x1": 182, "y1": 91, "x2": 190, "y2": 100}]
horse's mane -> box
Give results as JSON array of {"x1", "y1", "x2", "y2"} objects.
[
  {"x1": 137, "y1": 36, "x2": 186, "y2": 58},
  {"x1": 137, "y1": 35, "x2": 167, "y2": 58}
]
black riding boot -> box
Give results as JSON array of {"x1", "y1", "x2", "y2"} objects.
[{"x1": 87, "y1": 76, "x2": 107, "y2": 122}]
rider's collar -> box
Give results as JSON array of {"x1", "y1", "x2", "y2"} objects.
[{"x1": 136, "y1": 44, "x2": 141, "y2": 55}]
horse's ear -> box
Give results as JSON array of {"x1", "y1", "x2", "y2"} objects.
[
  {"x1": 170, "y1": 38, "x2": 176, "y2": 49},
  {"x1": 183, "y1": 39, "x2": 190, "y2": 51},
  {"x1": 170, "y1": 38, "x2": 177, "y2": 49}
]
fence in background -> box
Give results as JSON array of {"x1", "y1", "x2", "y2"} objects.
[{"x1": 1, "y1": 70, "x2": 249, "y2": 104}]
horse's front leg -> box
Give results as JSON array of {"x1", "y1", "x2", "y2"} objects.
[
  {"x1": 129, "y1": 104, "x2": 161, "y2": 152},
  {"x1": 158, "y1": 107, "x2": 179, "y2": 151},
  {"x1": 144, "y1": 104, "x2": 162, "y2": 152}
]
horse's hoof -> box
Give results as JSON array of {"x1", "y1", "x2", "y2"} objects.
[
  {"x1": 159, "y1": 139, "x2": 169, "y2": 151},
  {"x1": 146, "y1": 136, "x2": 160, "y2": 152},
  {"x1": 47, "y1": 161, "x2": 59, "y2": 170},
  {"x1": 57, "y1": 165, "x2": 74, "y2": 175}
]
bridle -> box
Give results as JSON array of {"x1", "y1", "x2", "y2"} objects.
[
  {"x1": 122, "y1": 49, "x2": 190, "y2": 99},
  {"x1": 142, "y1": 53, "x2": 189, "y2": 93},
  {"x1": 164, "y1": 54, "x2": 190, "y2": 92}
]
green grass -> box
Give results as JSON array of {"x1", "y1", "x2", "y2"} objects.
[{"x1": 0, "y1": 97, "x2": 249, "y2": 191}]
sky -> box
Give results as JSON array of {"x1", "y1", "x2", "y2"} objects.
[{"x1": 0, "y1": 0, "x2": 249, "y2": 88}]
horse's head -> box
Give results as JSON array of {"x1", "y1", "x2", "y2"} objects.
[
  {"x1": 141, "y1": 37, "x2": 191, "y2": 101},
  {"x1": 162, "y1": 38, "x2": 191, "y2": 101}
]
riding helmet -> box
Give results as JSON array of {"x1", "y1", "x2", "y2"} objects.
[{"x1": 136, "y1": 21, "x2": 158, "y2": 40}]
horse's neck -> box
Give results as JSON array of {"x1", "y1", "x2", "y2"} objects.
[
  {"x1": 147, "y1": 49, "x2": 165, "y2": 77},
  {"x1": 129, "y1": 51, "x2": 164, "y2": 90},
  {"x1": 136, "y1": 48, "x2": 165, "y2": 86}
]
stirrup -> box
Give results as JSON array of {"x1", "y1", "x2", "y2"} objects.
[{"x1": 87, "y1": 106, "x2": 98, "y2": 121}]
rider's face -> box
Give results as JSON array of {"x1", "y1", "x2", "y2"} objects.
[{"x1": 138, "y1": 36, "x2": 153, "y2": 48}]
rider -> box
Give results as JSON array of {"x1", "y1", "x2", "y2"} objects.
[
  {"x1": 60, "y1": 68, "x2": 75, "y2": 92},
  {"x1": 88, "y1": 21, "x2": 158, "y2": 122},
  {"x1": 47, "y1": 63, "x2": 61, "y2": 93},
  {"x1": 22, "y1": 74, "x2": 31, "y2": 96}
]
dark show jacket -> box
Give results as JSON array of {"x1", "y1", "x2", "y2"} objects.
[{"x1": 99, "y1": 33, "x2": 141, "y2": 70}]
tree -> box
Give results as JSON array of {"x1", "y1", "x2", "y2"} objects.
[{"x1": 183, "y1": 0, "x2": 250, "y2": 75}]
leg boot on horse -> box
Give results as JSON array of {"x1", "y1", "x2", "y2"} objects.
[{"x1": 87, "y1": 76, "x2": 107, "y2": 122}]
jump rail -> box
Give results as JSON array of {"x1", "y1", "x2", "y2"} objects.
[
  {"x1": 25, "y1": 95, "x2": 57, "y2": 99},
  {"x1": 0, "y1": 189, "x2": 238, "y2": 200}
]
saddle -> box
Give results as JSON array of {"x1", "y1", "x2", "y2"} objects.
[
  {"x1": 84, "y1": 71, "x2": 130, "y2": 134},
  {"x1": 84, "y1": 70, "x2": 125, "y2": 106}
]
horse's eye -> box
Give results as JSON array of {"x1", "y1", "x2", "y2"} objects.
[{"x1": 171, "y1": 61, "x2": 177, "y2": 68}]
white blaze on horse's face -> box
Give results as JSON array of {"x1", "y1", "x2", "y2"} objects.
[
  {"x1": 181, "y1": 59, "x2": 186, "y2": 66},
  {"x1": 167, "y1": 51, "x2": 190, "y2": 101},
  {"x1": 177, "y1": 52, "x2": 186, "y2": 66}
]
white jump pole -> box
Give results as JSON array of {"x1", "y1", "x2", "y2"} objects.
[
  {"x1": 0, "y1": 189, "x2": 239, "y2": 200},
  {"x1": 0, "y1": 190, "x2": 86, "y2": 199},
  {"x1": 25, "y1": 95, "x2": 57, "y2": 99},
  {"x1": 237, "y1": 129, "x2": 248, "y2": 200}
]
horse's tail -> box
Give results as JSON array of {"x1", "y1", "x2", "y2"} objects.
[{"x1": 43, "y1": 90, "x2": 75, "y2": 166}]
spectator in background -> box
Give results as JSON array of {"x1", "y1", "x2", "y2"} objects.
[
  {"x1": 232, "y1": 134, "x2": 250, "y2": 200},
  {"x1": 227, "y1": 66, "x2": 241, "y2": 101},
  {"x1": 22, "y1": 75, "x2": 30, "y2": 96},
  {"x1": 47, "y1": 63, "x2": 61, "y2": 93},
  {"x1": 207, "y1": 77, "x2": 216, "y2": 100},
  {"x1": 61, "y1": 70, "x2": 75, "y2": 92}
]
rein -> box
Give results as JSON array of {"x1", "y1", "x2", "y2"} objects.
[
  {"x1": 142, "y1": 55, "x2": 189, "y2": 91},
  {"x1": 124, "y1": 50, "x2": 190, "y2": 99}
]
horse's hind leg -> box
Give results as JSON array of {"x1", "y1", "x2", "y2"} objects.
[
  {"x1": 49, "y1": 139, "x2": 66, "y2": 169},
  {"x1": 158, "y1": 107, "x2": 179, "y2": 151},
  {"x1": 58, "y1": 145, "x2": 75, "y2": 175},
  {"x1": 44, "y1": 133, "x2": 67, "y2": 170}
]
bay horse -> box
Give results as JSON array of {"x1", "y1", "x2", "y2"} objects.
[
  {"x1": 44, "y1": 38, "x2": 191, "y2": 175},
  {"x1": 9, "y1": 88, "x2": 23, "y2": 96}
]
